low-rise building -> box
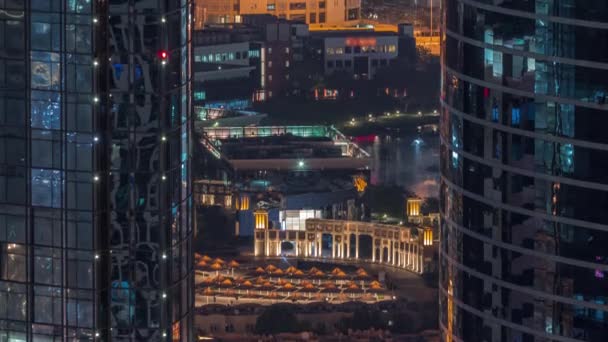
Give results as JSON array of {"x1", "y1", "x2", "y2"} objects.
[
  {"x1": 194, "y1": 0, "x2": 361, "y2": 28},
  {"x1": 195, "y1": 124, "x2": 371, "y2": 237}
]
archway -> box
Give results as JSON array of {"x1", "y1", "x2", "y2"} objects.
[
  {"x1": 357, "y1": 235, "x2": 373, "y2": 260},
  {"x1": 281, "y1": 241, "x2": 295, "y2": 256},
  {"x1": 321, "y1": 233, "x2": 333, "y2": 257},
  {"x1": 382, "y1": 247, "x2": 389, "y2": 263},
  {"x1": 349, "y1": 234, "x2": 356, "y2": 258}
]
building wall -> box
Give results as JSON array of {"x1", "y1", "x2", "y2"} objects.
[
  {"x1": 323, "y1": 35, "x2": 398, "y2": 79},
  {"x1": 441, "y1": 1, "x2": 608, "y2": 341},
  {"x1": 195, "y1": 0, "x2": 361, "y2": 26}
]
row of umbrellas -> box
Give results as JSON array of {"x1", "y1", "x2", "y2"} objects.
[
  {"x1": 200, "y1": 287, "x2": 381, "y2": 301},
  {"x1": 199, "y1": 275, "x2": 384, "y2": 294},
  {"x1": 195, "y1": 254, "x2": 239, "y2": 270},
  {"x1": 252, "y1": 265, "x2": 371, "y2": 280}
]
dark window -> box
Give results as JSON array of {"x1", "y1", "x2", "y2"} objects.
[
  {"x1": 345, "y1": 46, "x2": 352, "y2": 54},
  {"x1": 327, "y1": 61, "x2": 334, "y2": 68},
  {"x1": 319, "y1": 1, "x2": 326, "y2": 9},
  {"x1": 319, "y1": 13, "x2": 326, "y2": 23},
  {"x1": 309, "y1": 13, "x2": 316, "y2": 23},
  {"x1": 371, "y1": 59, "x2": 378, "y2": 66},
  {"x1": 345, "y1": 60, "x2": 352, "y2": 67},
  {"x1": 289, "y1": 2, "x2": 306, "y2": 10},
  {"x1": 336, "y1": 60, "x2": 343, "y2": 68},
  {"x1": 354, "y1": 46, "x2": 361, "y2": 53}
]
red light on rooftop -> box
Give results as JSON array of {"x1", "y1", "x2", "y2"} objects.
[{"x1": 158, "y1": 50, "x2": 168, "y2": 60}]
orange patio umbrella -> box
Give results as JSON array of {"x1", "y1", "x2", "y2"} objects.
[
  {"x1": 265, "y1": 264, "x2": 277, "y2": 272},
  {"x1": 194, "y1": 252, "x2": 203, "y2": 260},
  {"x1": 255, "y1": 267, "x2": 265, "y2": 274},
  {"x1": 196, "y1": 260, "x2": 208, "y2": 268},
  {"x1": 228, "y1": 260, "x2": 239, "y2": 268},
  {"x1": 302, "y1": 281, "x2": 314, "y2": 289},
  {"x1": 213, "y1": 257, "x2": 225, "y2": 264},
  {"x1": 273, "y1": 269, "x2": 284, "y2": 275},
  {"x1": 202, "y1": 255, "x2": 212, "y2": 262},
  {"x1": 210, "y1": 262, "x2": 222, "y2": 270},
  {"x1": 201, "y1": 277, "x2": 214, "y2": 285},
  {"x1": 331, "y1": 267, "x2": 343, "y2": 275},
  {"x1": 203, "y1": 287, "x2": 214, "y2": 296},
  {"x1": 255, "y1": 276, "x2": 265, "y2": 285},
  {"x1": 335, "y1": 271, "x2": 347, "y2": 278},
  {"x1": 322, "y1": 282, "x2": 336, "y2": 289},
  {"x1": 308, "y1": 267, "x2": 320, "y2": 274}
]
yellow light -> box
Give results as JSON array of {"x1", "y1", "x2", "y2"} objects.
[
  {"x1": 424, "y1": 228, "x2": 433, "y2": 246},
  {"x1": 254, "y1": 210, "x2": 268, "y2": 229},
  {"x1": 353, "y1": 175, "x2": 367, "y2": 193}
]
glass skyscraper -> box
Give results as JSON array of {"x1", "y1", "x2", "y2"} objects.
[
  {"x1": 440, "y1": 1, "x2": 608, "y2": 341},
  {"x1": 0, "y1": 0, "x2": 193, "y2": 340}
]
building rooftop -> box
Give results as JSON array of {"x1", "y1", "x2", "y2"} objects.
[
  {"x1": 311, "y1": 30, "x2": 398, "y2": 38},
  {"x1": 196, "y1": 124, "x2": 371, "y2": 171}
]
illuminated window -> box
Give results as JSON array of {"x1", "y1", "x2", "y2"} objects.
[
  {"x1": 285, "y1": 61, "x2": 290, "y2": 67},
  {"x1": 511, "y1": 108, "x2": 520, "y2": 125},
  {"x1": 224, "y1": 196, "x2": 232, "y2": 208},
  {"x1": 492, "y1": 105, "x2": 499, "y2": 122},
  {"x1": 335, "y1": 48, "x2": 344, "y2": 54},
  {"x1": 201, "y1": 194, "x2": 214, "y2": 205},
  {"x1": 424, "y1": 228, "x2": 433, "y2": 246},
  {"x1": 194, "y1": 91, "x2": 206, "y2": 101},
  {"x1": 326, "y1": 48, "x2": 335, "y2": 55}
]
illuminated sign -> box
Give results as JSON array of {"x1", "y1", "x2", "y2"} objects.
[{"x1": 345, "y1": 37, "x2": 377, "y2": 47}]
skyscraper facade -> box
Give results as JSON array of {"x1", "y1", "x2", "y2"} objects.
[
  {"x1": 0, "y1": 0, "x2": 193, "y2": 340},
  {"x1": 441, "y1": 1, "x2": 608, "y2": 341}
]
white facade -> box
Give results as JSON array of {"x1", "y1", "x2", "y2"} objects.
[
  {"x1": 323, "y1": 35, "x2": 398, "y2": 79},
  {"x1": 279, "y1": 209, "x2": 322, "y2": 231}
]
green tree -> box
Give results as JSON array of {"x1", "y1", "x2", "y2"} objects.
[{"x1": 255, "y1": 305, "x2": 301, "y2": 335}]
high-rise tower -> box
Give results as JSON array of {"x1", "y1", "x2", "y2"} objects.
[
  {"x1": 441, "y1": 1, "x2": 608, "y2": 341},
  {"x1": 0, "y1": 0, "x2": 193, "y2": 340}
]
